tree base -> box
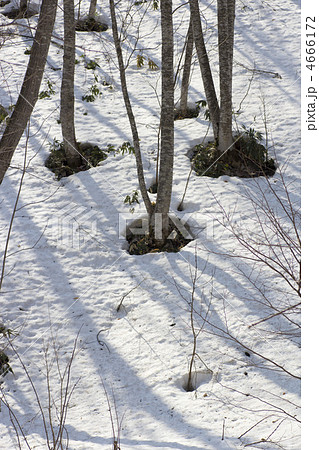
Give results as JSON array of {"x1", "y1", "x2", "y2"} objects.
[
  {"x1": 126, "y1": 217, "x2": 193, "y2": 255},
  {"x1": 191, "y1": 128, "x2": 276, "y2": 178},
  {"x1": 75, "y1": 18, "x2": 108, "y2": 32},
  {"x1": 174, "y1": 106, "x2": 199, "y2": 121},
  {"x1": 45, "y1": 141, "x2": 108, "y2": 180},
  {"x1": 2, "y1": 7, "x2": 37, "y2": 19}
]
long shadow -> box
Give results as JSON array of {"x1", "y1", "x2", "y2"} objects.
[
  {"x1": 198, "y1": 0, "x2": 300, "y2": 110},
  {"x1": 1, "y1": 176, "x2": 228, "y2": 449},
  {"x1": 116, "y1": 200, "x2": 300, "y2": 394}
]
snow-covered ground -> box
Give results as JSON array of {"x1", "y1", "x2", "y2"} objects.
[{"x1": 0, "y1": 0, "x2": 303, "y2": 448}]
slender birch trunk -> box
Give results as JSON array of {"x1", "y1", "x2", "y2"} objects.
[
  {"x1": 60, "y1": 0, "x2": 82, "y2": 168},
  {"x1": 217, "y1": 0, "x2": 236, "y2": 153},
  {"x1": 88, "y1": 0, "x2": 97, "y2": 20},
  {"x1": 189, "y1": 0, "x2": 220, "y2": 140},
  {"x1": 180, "y1": 20, "x2": 194, "y2": 116},
  {"x1": 109, "y1": 0, "x2": 152, "y2": 215},
  {"x1": 20, "y1": 0, "x2": 28, "y2": 14},
  {"x1": 154, "y1": 0, "x2": 174, "y2": 240},
  {"x1": 0, "y1": 0, "x2": 58, "y2": 184}
]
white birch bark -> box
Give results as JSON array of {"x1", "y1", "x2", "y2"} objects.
[
  {"x1": 109, "y1": 0, "x2": 152, "y2": 215},
  {"x1": 154, "y1": 0, "x2": 175, "y2": 240},
  {"x1": 61, "y1": 0, "x2": 82, "y2": 168},
  {"x1": 180, "y1": 21, "x2": 194, "y2": 115},
  {"x1": 189, "y1": 0, "x2": 220, "y2": 140},
  {"x1": 217, "y1": 0, "x2": 236, "y2": 153}
]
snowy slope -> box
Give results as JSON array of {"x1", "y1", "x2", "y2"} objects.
[{"x1": 0, "y1": 0, "x2": 301, "y2": 448}]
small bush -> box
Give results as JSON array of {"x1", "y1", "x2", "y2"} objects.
[
  {"x1": 39, "y1": 80, "x2": 55, "y2": 99},
  {"x1": 117, "y1": 141, "x2": 135, "y2": 155},
  {"x1": 0, "y1": 350, "x2": 13, "y2": 377},
  {"x1": 75, "y1": 18, "x2": 108, "y2": 32},
  {"x1": 82, "y1": 75, "x2": 102, "y2": 102},
  {"x1": 45, "y1": 140, "x2": 135, "y2": 179},
  {"x1": 195, "y1": 100, "x2": 210, "y2": 120},
  {"x1": 124, "y1": 190, "x2": 139, "y2": 213},
  {"x1": 0, "y1": 105, "x2": 8, "y2": 124},
  {"x1": 191, "y1": 126, "x2": 276, "y2": 178},
  {"x1": 45, "y1": 140, "x2": 109, "y2": 180},
  {"x1": 85, "y1": 59, "x2": 100, "y2": 70}
]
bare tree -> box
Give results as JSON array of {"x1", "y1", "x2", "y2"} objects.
[
  {"x1": 217, "y1": 0, "x2": 236, "y2": 153},
  {"x1": 0, "y1": 334, "x2": 80, "y2": 449},
  {"x1": 211, "y1": 164, "x2": 301, "y2": 298},
  {"x1": 88, "y1": 0, "x2": 97, "y2": 20},
  {"x1": 180, "y1": 20, "x2": 194, "y2": 116},
  {"x1": 19, "y1": 0, "x2": 29, "y2": 15},
  {"x1": 189, "y1": 0, "x2": 220, "y2": 140},
  {"x1": 60, "y1": 0, "x2": 82, "y2": 168},
  {"x1": 0, "y1": 0, "x2": 58, "y2": 184},
  {"x1": 188, "y1": 0, "x2": 236, "y2": 152},
  {"x1": 110, "y1": 0, "x2": 176, "y2": 241},
  {"x1": 154, "y1": 0, "x2": 175, "y2": 240},
  {"x1": 109, "y1": 0, "x2": 153, "y2": 216}
]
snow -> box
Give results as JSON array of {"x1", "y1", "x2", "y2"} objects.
[{"x1": 0, "y1": 0, "x2": 304, "y2": 448}]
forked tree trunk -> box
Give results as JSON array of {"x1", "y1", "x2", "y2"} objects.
[
  {"x1": 109, "y1": 0, "x2": 152, "y2": 215},
  {"x1": 154, "y1": 0, "x2": 174, "y2": 241},
  {"x1": 189, "y1": 0, "x2": 220, "y2": 140},
  {"x1": 217, "y1": 0, "x2": 236, "y2": 153},
  {"x1": 0, "y1": 0, "x2": 58, "y2": 184},
  {"x1": 180, "y1": 20, "x2": 194, "y2": 116}
]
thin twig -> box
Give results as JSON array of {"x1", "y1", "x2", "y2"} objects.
[{"x1": 116, "y1": 278, "x2": 145, "y2": 312}]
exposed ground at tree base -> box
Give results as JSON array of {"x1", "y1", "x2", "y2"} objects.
[{"x1": 126, "y1": 219, "x2": 193, "y2": 255}]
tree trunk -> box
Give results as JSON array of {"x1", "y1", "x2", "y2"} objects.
[
  {"x1": 0, "y1": 0, "x2": 58, "y2": 184},
  {"x1": 88, "y1": 0, "x2": 97, "y2": 20},
  {"x1": 61, "y1": 0, "x2": 82, "y2": 168},
  {"x1": 180, "y1": 20, "x2": 194, "y2": 116},
  {"x1": 217, "y1": 0, "x2": 236, "y2": 153},
  {"x1": 154, "y1": 0, "x2": 174, "y2": 241},
  {"x1": 109, "y1": 0, "x2": 152, "y2": 215},
  {"x1": 20, "y1": 0, "x2": 28, "y2": 15},
  {"x1": 189, "y1": 0, "x2": 220, "y2": 140}
]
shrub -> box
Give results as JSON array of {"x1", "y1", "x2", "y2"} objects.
[
  {"x1": 191, "y1": 126, "x2": 276, "y2": 178},
  {"x1": 45, "y1": 140, "x2": 109, "y2": 179}
]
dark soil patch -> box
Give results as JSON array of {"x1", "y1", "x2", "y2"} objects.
[
  {"x1": 2, "y1": 7, "x2": 37, "y2": 19},
  {"x1": 191, "y1": 128, "x2": 276, "y2": 178},
  {"x1": 126, "y1": 217, "x2": 193, "y2": 255},
  {"x1": 174, "y1": 106, "x2": 199, "y2": 121},
  {"x1": 148, "y1": 182, "x2": 158, "y2": 194},
  {"x1": 45, "y1": 142, "x2": 109, "y2": 180},
  {"x1": 75, "y1": 18, "x2": 108, "y2": 32}
]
